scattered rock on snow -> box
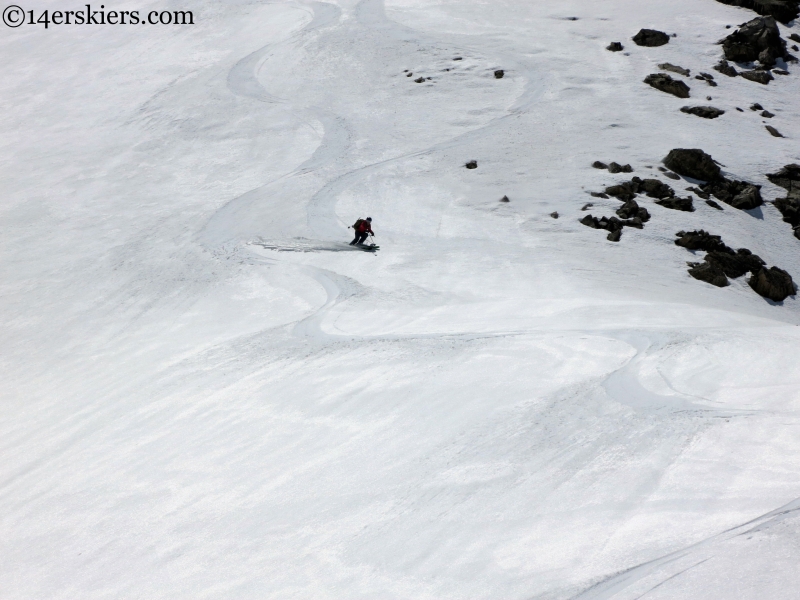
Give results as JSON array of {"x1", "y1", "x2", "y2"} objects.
[
  {"x1": 749, "y1": 266, "x2": 796, "y2": 301},
  {"x1": 706, "y1": 248, "x2": 766, "y2": 278},
  {"x1": 680, "y1": 106, "x2": 725, "y2": 119},
  {"x1": 714, "y1": 59, "x2": 739, "y2": 77},
  {"x1": 663, "y1": 149, "x2": 721, "y2": 182},
  {"x1": 494, "y1": 70, "x2": 505, "y2": 79},
  {"x1": 688, "y1": 261, "x2": 730, "y2": 287},
  {"x1": 414, "y1": 77, "x2": 426, "y2": 83},
  {"x1": 607, "y1": 42, "x2": 624, "y2": 51},
  {"x1": 707, "y1": 199, "x2": 724, "y2": 209},
  {"x1": 550, "y1": 211, "x2": 559, "y2": 218},
  {"x1": 644, "y1": 73, "x2": 691, "y2": 98},
  {"x1": 791, "y1": 33, "x2": 800, "y2": 43},
  {"x1": 740, "y1": 69, "x2": 775, "y2": 84},
  {"x1": 766, "y1": 125, "x2": 784, "y2": 137},
  {"x1": 582, "y1": 202, "x2": 594, "y2": 210},
  {"x1": 658, "y1": 62, "x2": 690, "y2": 76},
  {"x1": 608, "y1": 162, "x2": 633, "y2": 173},
  {"x1": 592, "y1": 161, "x2": 608, "y2": 170},
  {"x1": 616, "y1": 199, "x2": 651, "y2": 222},
  {"x1": 675, "y1": 230, "x2": 734, "y2": 253},
  {"x1": 500, "y1": 195, "x2": 510, "y2": 203},
  {"x1": 762, "y1": 110, "x2": 775, "y2": 117},
  {"x1": 633, "y1": 29, "x2": 671, "y2": 47},
  {"x1": 702, "y1": 179, "x2": 764, "y2": 209},
  {"x1": 751, "y1": 103, "x2": 764, "y2": 110},
  {"x1": 465, "y1": 160, "x2": 478, "y2": 169},
  {"x1": 688, "y1": 186, "x2": 712, "y2": 199},
  {"x1": 656, "y1": 196, "x2": 695, "y2": 211},
  {"x1": 722, "y1": 17, "x2": 787, "y2": 64}
]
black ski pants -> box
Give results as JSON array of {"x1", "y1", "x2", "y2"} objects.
[{"x1": 350, "y1": 232, "x2": 369, "y2": 245}]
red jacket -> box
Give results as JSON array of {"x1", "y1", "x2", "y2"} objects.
[{"x1": 355, "y1": 219, "x2": 373, "y2": 234}]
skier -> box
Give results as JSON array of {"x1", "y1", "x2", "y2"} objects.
[{"x1": 349, "y1": 217, "x2": 374, "y2": 246}]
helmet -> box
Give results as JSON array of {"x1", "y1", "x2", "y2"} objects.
[{"x1": 366, "y1": 217, "x2": 372, "y2": 221}]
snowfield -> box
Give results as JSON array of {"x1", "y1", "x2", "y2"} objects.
[{"x1": 2, "y1": 0, "x2": 800, "y2": 598}]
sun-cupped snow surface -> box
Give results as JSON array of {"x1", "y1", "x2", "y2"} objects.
[{"x1": 2, "y1": 0, "x2": 800, "y2": 598}]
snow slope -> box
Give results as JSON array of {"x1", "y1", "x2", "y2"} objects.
[{"x1": 1, "y1": 0, "x2": 800, "y2": 598}]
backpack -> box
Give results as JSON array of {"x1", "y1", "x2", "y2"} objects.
[{"x1": 353, "y1": 219, "x2": 365, "y2": 229}]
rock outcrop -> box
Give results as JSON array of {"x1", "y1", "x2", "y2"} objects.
[
  {"x1": 663, "y1": 149, "x2": 721, "y2": 181},
  {"x1": 722, "y1": 17, "x2": 787, "y2": 64},
  {"x1": 749, "y1": 266, "x2": 796, "y2": 301},
  {"x1": 633, "y1": 29, "x2": 671, "y2": 47},
  {"x1": 680, "y1": 106, "x2": 725, "y2": 119},
  {"x1": 644, "y1": 73, "x2": 691, "y2": 98},
  {"x1": 715, "y1": 0, "x2": 799, "y2": 25}
]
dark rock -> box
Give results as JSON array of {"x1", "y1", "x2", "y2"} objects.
[
  {"x1": 702, "y1": 179, "x2": 764, "y2": 209},
  {"x1": 622, "y1": 164, "x2": 634, "y2": 173},
  {"x1": 706, "y1": 79, "x2": 719, "y2": 86},
  {"x1": 722, "y1": 17, "x2": 787, "y2": 63},
  {"x1": 663, "y1": 149, "x2": 721, "y2": 182},
  {"x1": 607, "y1": 230, "x2": 622, "y2": 242},
  {"x1": 608, "y1": 162, "x2": 623, "y2": 173},
  {"x1": 791, "y1": 33, "x2": 800, "y2": 43},
  {"x1": 550, "y1": 211, "x2": 559, "y2": 218},
  {"x1": 641, "y1": 178, "x2": 676, "y2": 199},
  {"x1": 706, "y1": 199, "x2": 724, "y2": 209},
  {"x1": 773, "y1": 68, "x2": 790, "y2": 74},
  {"x1": 616, "y1": 199, "x2": 651, "y2": 222},
  {"x1": 644, "y1": 73, "x2": 691, "y2": 98},
  {"x1": 766, "y1": 125, "x2": 784, "y2": 137},
  {"x1": 633, "y1": 29, "x2": 671, "y2": 47},
  {"x1": 688, "y1": 186, "x2": 712, "y2": 199},
  {"x1": 582, "y1": 202, "x2": 594, "y2": 210},
  {"x1": 766, "y1": 164, "x2": 800, "y2": 199},
  {"x1": 592, "y1": 161, "x2": 608, "y2": 170},
  {"x1": 494, "y1": 70, "x2": 505, "y2": 79},
  {"x1": 681, "y1": 106, "x2": 726, "y2": 119},
  {"x1": 740, "y1": 69, "x2": 775, "y2": 84},
  {"x1": 656, "y1": 196, "x2": 695, "y2": 211},
  {"x1": 659, "y1": 62, "x2": 690, "y2": 76},
  {"x1": 749, "y1": 266, "x2": 796, "y2": 301},
  {"x1": 500, "y1": 195, "x2": 510, "y2": 203},
  {"x1": 774, "y1": 197, "x2": 800, "y2": 226},
  {"x1": 714, "y1": 59, "x2": 739, "y2": 77},
  {"x1": 664, "y1": 171, "x2": 681, "y2": 180},
  {"x1": 751, "y1": 103, "x2": 764, "y2": 110},
  {"x1": 707, "y1": 96, "x2": 714, "y2": 101},
  {"x1": 795, "y1": 227, "x2": 800, "y2": 240},
  {"x1": 706, "y1": 248, "x2": 765, "y2": 278},
  {"x1": 590, "y1": 192, "x2": 609, "y2": 199},
  {"x1": 414, "y1": 77, "x2": 426, "y2": 83},
  {"x1": 406, "y1": 73, "x2": 413, "y2": 77},
  {"x1": 715, "y1": 0, "x2": 799, "y2": 25},
  {"x1": 465, "y1": 160, "x2": 478, "y2": 169},
  {"x1": 689, "y1": 261, "x2": 730, "y2": 287},
  {"x1": 453, "y1": 57, "x2": 463, "y2": 60},
  {"x1": 700, "y1": 72, "x2": 716, "y2": 80},
  {"x1": 737, "y1": 107, "x2": 745, "y2": 111},
  {"x1": 762, "y1": 110, "x2": 775, "y2": 117},
  {"x1": 794, "y1": 45, "x2": 800, "y2": 50},
  {"x1": 675, "y1": 230, "x2": 734, "y2": 253},
  {"x1": 607, "y1": 42, "x2": 624, "y2": 52},
  {"x1": 605, "y1": 181, "x2": 639, "y2": 201}
]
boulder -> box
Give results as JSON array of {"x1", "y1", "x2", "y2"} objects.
[
  {"x1": 773, "y1": 197, "x2": 800, "y2": 226},
  {"x1": 715, "y1": 0, "x2": 799, "y2": 25},
  {"x1": 791, "y1": 33, "x2": 800, "y2": 42},
  {"x1": 722, "y1": 17, "x2": 786, "y2": 63},
  {"x1": 644, "y1": 73, "x2": 691, "y2": 98},
  {"x1": 714, "y1": 60, "x2": 739, "y2": 77},
  {"x1": 688, "y1": 261, "x2": 730, "y2": 287},
  {"x1": 675, "y1": 230, "x2": 734, "y2": 253},
  {"x1": 701, "y1": 179, "x2": 763, "y2": 209},
  {"x1": 663, "y1": 149, "x2": 721, "y2": 181},
  {"x1": 766, "y1": 125, "x2": 784, "y2": 137},
  {"x1": 706, "y1": 248, "x2": 765, "y2": 278},
  {"x1": 633, "y1": 29, "x2": 671, "y2": 47},
  {"x1": 740, "y1": 69, "x2": 775, "y2": 84},
  {"x1": 656, "y1": 196, "x2": 695, "y2": 211},
  {"x1": 414, "y1": 77, "x2": 426, "y2": 83},
  {"x1": 593, "y1": 161, "x2": 608, "y2": 169},
  {"x1": 494, "y1": 70, "x2": 505, "y2": 79},
  {"x1": 465, "y1": 160, "x2": 478, "y2": 169},
  {"x1": 748, "y1": 266, "x2": 796, "y2": 301},
  {"x1": 616, "y1": 200, "x2": 651, "y2": 222},
  {"x1": 658, "y1": 62, "x2": 690, "y2": 76},
  {"x1": 607, "y1": 42, "x2": 624, "y2": 52},
  {"x1": 680, "y1": 106, "x2": 725, "y2": 119},
  {"x1": 762, "y1": 110, "x2": 775, "y2": 117},
  {"x1": 706, "y1": 199, "x2": 724, "y2": 209},
  {"x1": 641, "y1": 178, "x2": 675, "y2": 199},
  {"x1": 607, "y1": 230, "x2": 622, "y2": 242},
  {"x1": 767, "y1": 164, "x2": 800, "y2": 199}
]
